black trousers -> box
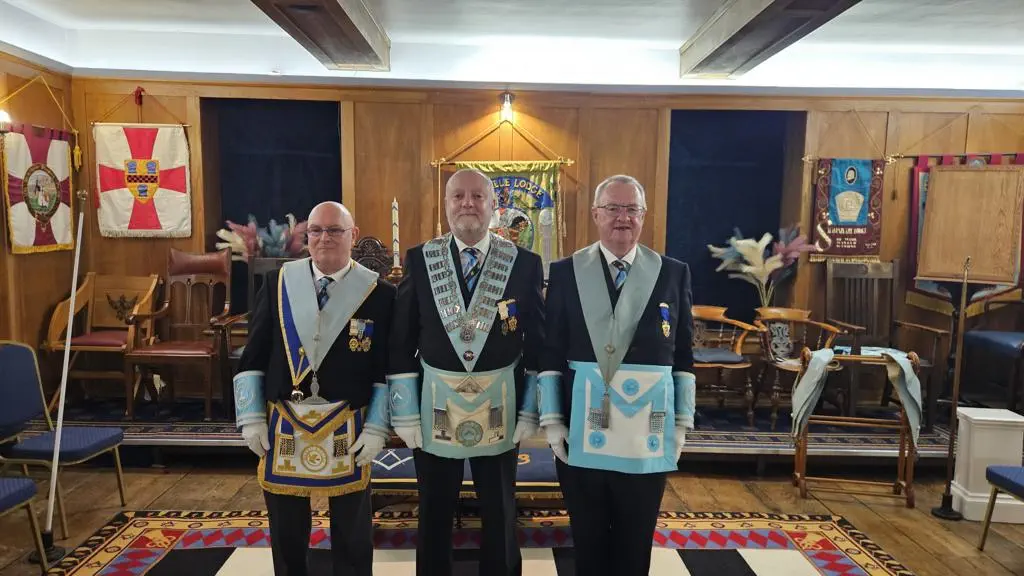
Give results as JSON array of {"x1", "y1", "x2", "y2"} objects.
[
  {"x1": 555, "y1": 459, "x2": 666, "y2": 576},
  {"x1": 263, "y1": 485, "x2": 373, "y2": 576},
  {"x1": 414, "y1": 448, "x2": 521, "y2": 576}
]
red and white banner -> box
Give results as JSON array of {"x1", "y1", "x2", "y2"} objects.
[
  {"x1": 2, "y1": 125, "x2": 74, "y2": 254},
  {"x1": 94, "y1": 123, "x2": 192, "y2": 238}
]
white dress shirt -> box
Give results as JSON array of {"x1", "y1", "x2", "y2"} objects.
[
  {"x1": 599, "y1": 242, "x2": 637, "y2": 282},
  {"x1": 312, "y1": 259, "x2": 352, "y2": 285},
  {"x1": 453, "y1": 232, "x2": 491, "y2": 259}
]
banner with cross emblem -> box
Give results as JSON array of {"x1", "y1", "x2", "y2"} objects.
[
  {"x1": 93, "y1": 123, "x2": 192, "y2": 238},
  {"x1": 2, "y1": 124, "x2": 74, "y2": 254}
]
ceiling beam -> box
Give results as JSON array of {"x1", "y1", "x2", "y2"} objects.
[
  {"x1": 679, "y1": 0, "x2": 861, "y2": 78},
  {"x1": 251, "y1": 0, "x2": 390, "y2": 71}
]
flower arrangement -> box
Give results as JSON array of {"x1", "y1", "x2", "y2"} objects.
[
  {"x1": 707, "y1": 225, "x2": 815, "y2": 308},
  {"x1": 215, "y1": 214, "x2": 309, "y2": 261}
]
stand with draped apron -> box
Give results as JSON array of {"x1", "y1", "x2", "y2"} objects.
[
  {"x1": 563, "y1": 244, "x2": 687, "y2": 475},
  {"x1": 418, "y1": 233, "x2": 520, "y2": 459},
  {"x1": 259, "y1": 259, "x2": 379, "y2": 497}
]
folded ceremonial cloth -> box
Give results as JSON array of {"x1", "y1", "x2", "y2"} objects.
[
  {"x1": 880, "y1": 351, "x2": 923, "y2": 447},
  {"x1": 790, "y1": 348, "x2": 835, "y2": 439}
]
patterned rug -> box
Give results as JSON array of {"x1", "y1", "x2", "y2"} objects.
[
  {"x1": 25, "y1": 398, "x2": 952, "y2": 457},
  {"x1": 45, "y1": 510, "x2": 915, "y2": 575}
]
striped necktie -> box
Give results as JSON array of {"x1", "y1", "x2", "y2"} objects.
[
  {"x1": 461, "y1": 247, "x2": 481, "y2": 292},
  {"x1": 316, "y1": 276, "x2": 333, "y2": 310},
  {"x1": 612, "y1": 260, "x2": 629, "y2": 291}
]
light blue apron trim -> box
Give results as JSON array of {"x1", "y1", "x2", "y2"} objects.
[
  {"x1": 538, "y1": 372, "x2": 563, "y2": 426},
  {"x1": 520, "y1": 372, "x2": 539, "y2": 423},
  {"x1": 566, "y1": 360, "x2": 677, "y2": 474},
  {"x1": 364, "y1": 382, "x2": 390, "y2": 437},
  {"x1": 387, "y1": 373, "x2": 421, "y2": 426},
  {"x1": 673, "y1": 371, "x2": 696, "y2": 428},
  {"x1": 419, "y1": 360, "x2": 518, "y2": 459},
  {"x1": 233, "y1": 370, "x2": 266, "y2": 428}
]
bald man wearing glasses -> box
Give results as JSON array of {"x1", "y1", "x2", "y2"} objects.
[{"x1": 233, "y1": 201, "x2": 395, "y2": 576}]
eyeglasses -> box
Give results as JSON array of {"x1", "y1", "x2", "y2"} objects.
[
  {"x1": 596, "y1": 204, "x2": 646, "y2": 217},
  {"x1": 307, "y1": 227, "x2": 351, "y2": 238}
]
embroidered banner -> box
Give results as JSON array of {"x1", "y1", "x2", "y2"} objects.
[
  {"x1": 809, "y1": 158, "x2": 884, "y2": 262},
  {"x1": 907, "y1": 153, "x2": 1024, "y2": 317},
  {"x1": 93, "y1": 123, "x2": 192, "y2": 238},
  {"x1": 2, "y1": 124, "x2": 74, "y2": 254},
  {"x1": 454, "y1": 160, "x2": 563, "y2": 273}
]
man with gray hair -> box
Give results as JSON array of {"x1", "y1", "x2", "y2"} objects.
[
  {"x1": 539, "y1": 174, "x2": 695, "y2": 575},
  {"x1": 388, "y1": 168, "x2": 546, "y2": 575}
]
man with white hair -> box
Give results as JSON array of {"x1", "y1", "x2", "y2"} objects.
[
  {"x1": 389, "y1": 168, "x2": 546, "y2": 575},
  {"x1": 539, "y1": 174, "x2": 695, "y2": 575},
  {"x1": 233, "y1": 201, "x2": 395, "y2": 576}
]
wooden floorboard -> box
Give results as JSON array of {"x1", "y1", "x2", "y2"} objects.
[{"x1": 2, "y1": 461, "x2": 1023, "y2": 576}]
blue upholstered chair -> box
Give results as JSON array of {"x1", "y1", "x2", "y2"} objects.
[
  {"x1": 0, "y1": 477, "x2": 48, "y2": 573},
  {"x1": 963, "y1": 300, "x2": 1024, "y2": 412},
  {"x1": 979, "y1": 465, "x2": 1024, "y2": 550},
  {"x1": 0, "y1": 341, "x2": 126, "y2": 539}
]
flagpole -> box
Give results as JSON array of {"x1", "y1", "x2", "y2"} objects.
[{"x1": 31, "y1": 188, "x2": 87, "y2": 564}]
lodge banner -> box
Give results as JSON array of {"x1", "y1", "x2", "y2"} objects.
[
  {"x1": 93, "y1": 123, "x2": 192, "y2": 238},
  {"x1": 2, "y1": 124, "x2": 74, "y2": 254},
  {"x1": 809, "y1": 158, "x2": 884, "y2": 262},
  {"x1": 907, "y1": 153, "x2": 1024, "y2": 317},
  {"x1": 455, "y1": 160, "x2": 563, "y2": 272}
]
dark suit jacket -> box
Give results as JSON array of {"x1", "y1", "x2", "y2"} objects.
[
  {"x1": 540, "y1": 247, "x2": 694, "y2": 425},
  {"x1": 238, "y1": 263, "x2": 396, "y2": 409},
  {"x1": 389, "y1": 235, "x2": 545, "y2": 413}
]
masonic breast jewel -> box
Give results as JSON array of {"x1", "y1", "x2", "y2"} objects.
[
  {"x1": 498, "y1": 299, "x2": 518, "y2": 335},
  {"x1": 659, "y1": 302, "x2": 671, "y2": 338},
  {"x1": 349, "y1": 319, "x2": 373, "y2": 352}
]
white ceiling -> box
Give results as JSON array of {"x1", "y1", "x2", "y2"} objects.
[{"x1": 2, "y1": 0, "x2": 1023, "y2": 94}]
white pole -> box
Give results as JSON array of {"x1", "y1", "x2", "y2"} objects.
[{"x1": 43, "y1": 193, "x2": 85, "y2": 534}]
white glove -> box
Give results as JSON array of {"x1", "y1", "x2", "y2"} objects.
[
  {"x1": 394, "y1": 425, "x2": 422, "y2": 449},
  {"x1": 351, "y1": 432, "x2": 386, "y2": 467},
  {"x1": 513, "y1": 419, "x2": 538, "y2": 444},
  {"x1": 543, "y1": 423, "x2": 569, "y2": 464},
  {"x1": 674, "y1": 428, "x2": 687, "y2": 463},
  {"x1": 241, "y1": 422, "x2": 270, "y2": 457}
]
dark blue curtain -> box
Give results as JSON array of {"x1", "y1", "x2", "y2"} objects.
[
  {"x1": 210, "y1": 98, "x2": 341, "y2": 312},
  {"x1": 665, "y1": 110, "x2": 795, "y2": 323}
]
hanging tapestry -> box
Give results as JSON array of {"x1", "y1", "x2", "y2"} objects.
[
  {"x1": 809, "y1": 158, "x2": 884, "y2": 262},
  {"x1": 93, "y1": 123, "x2": 192, "y2": 238},
  {"x1": 907, "y1": 153, "x2": 1024, "y2": 317},
  {"x1": 2, "y1": 124, "x2": 74, "y2": 254},
  {"x1": 454, "y1": 160, "x2": 563, "y2": 274}
]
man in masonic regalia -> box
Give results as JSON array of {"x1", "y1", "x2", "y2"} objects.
[
  {"x1": 233, "y1": 201, "x2": 394, "y2": 576},
  {"x1": 539, "y1": 175, "x2": 696, "y2": 576},
  {"x1": 388, "y1": 168, "x2": 545, "y2": 576}
]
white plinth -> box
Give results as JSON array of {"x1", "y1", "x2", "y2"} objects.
[{"x1": 951, "y1": 407, "x2": 1024, "y2": 523}]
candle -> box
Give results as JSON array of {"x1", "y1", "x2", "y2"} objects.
[{"x1": 391, "y1": 198, "x2": 400, "y2": 268}]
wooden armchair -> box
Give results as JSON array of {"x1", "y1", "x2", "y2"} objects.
[
  {"x1": 691, "y1": 305, "x2": 762, "y2": 426},
  {"x1": 123, "y1": 248, "x2": 234, "y2": 421},
  {"x1": 825, "y1": 259, "x2": 947, "y2": 429},
  {"x1": 43, "y1": 272, "x2": 159, "y2": 409},
  {"x1": 352, "y1": 235, "x2": 394, "y2": 277},
  {"x1": 754, "y1": 307, "x2": 844, "y2": 430}
]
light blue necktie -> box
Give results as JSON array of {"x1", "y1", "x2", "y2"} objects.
[
  {"x1": 612, "y1": 260, "x2": 629, "y2": 290},
  {"x1": 461, "y1": 247, "x2": 481, "y2": 292},
  {"x1": 316, "y1": 276, "x2": 333, "y2": 310}
]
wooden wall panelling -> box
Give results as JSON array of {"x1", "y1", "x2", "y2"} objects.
[
  {"x1": 587, "y1": 108, "x2": 660, "y2": 249},
  {"x1": 0, "y1": 71, "x2": 10, "y2": 340},
  {"x1": 575, "y1": 107, "x2": 594, "y2": 252},
  {"x1": 777, "y1": 112, "x2": 809, "y2": 309},
  {"x1": 199, "y1": 98, "x2": 222, "y2": 249},
  {"x1": 341, "y1": 101, "x2": 356, "y2": 215},
  {"x1": 78, "y1": 89, "x2": 196, "y2": 276},
  {"x1": 353, "y1": 102, "x2": 430, "y2": 250},
  {"x1": 509, "y1": 104, "x2": 581, "y2": 254},
  {"x1": 965, "y1": 113, "x2": 1024, "y2": 154},
  {"x1": 1, "y1": 71, "x2": 75, "y2": 349},
  {"x1": 431, "y1": 102, "x2": 501, "y2": 238}
]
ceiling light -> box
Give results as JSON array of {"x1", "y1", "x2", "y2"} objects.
[
  {"x1": 0, "y1": 109, "x2": 11, "y2": 132},
  {"x1": 499, "y1": 92, "x2": 514, "y2": 123}
]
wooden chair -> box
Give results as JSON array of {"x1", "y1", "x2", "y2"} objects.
[
  {"x1": 791, "y1": 347, "x2": 921, "y2": 508},
  {"x1": 825, "y1": 259, "x2": 947, "y2": 429},
  {"x1": 123, "y1": 249, "x2": 234, "y2": 421},
  {"x1": 352, "y1": 235, "x2": 393, "y2": 277},
  {"x1": 691, "y1": 305, "x2": 762, "y2": 426},
  {"x1": 42, "y1": 273, "x2": 159, "y2": 410},
  {"x1": 753, "y1": 308, "x2": 844, "y2": 430}
]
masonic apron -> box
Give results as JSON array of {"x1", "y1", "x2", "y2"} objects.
[
  {"x1": 258, "y1": 259, "x2": 379, "y2": 497},
  {"x1": 566, "y1": 244, "x2": 679, "y2": 475},
  {"x1": 420, "y1": 233, "x2": 520, "y2": 459}
]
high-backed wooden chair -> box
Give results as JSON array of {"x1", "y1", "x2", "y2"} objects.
[
  {"x1": 352, "y1": 236, "x2": 393, "y2": 277},
  {"x1": 123, "y1": 249, "x2": 233, "y2": 421},
  {"x1": 691, "y1": 305, "x2": 762, "y2": 426},
  {"x1": 754, "y1": 307, "x2": 843, "y2": 430},
  {"x1": 825, "y1": 259, "x2": 947, "y2": 429},
  {"x1": 43, "y1": 272, "x2": 159, "y2": 410}
]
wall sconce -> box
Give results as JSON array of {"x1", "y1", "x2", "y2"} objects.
[
  {"x1": 0, "y1": 109, "x2": 11, "y2": 133},
  {"x1": 499, "y1": 92, "x2": 514, "y2": 123}
]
